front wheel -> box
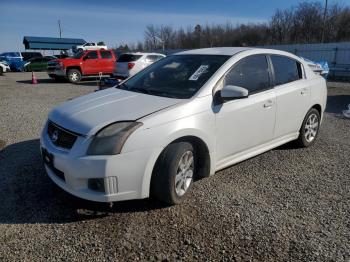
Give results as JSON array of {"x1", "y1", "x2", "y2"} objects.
[
  {"x1": 295, "y1": 108, "x2": 321, "y2": 147},
  {"x1": 151, "y1": 142, "x2": 195, "y2": 205},
  {"x1": 67, "y1": 69, "x2": 81, "y2": 84}
]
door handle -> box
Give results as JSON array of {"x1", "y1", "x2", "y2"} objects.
[
  {"x1": 263, "y1": 100, "x2": 273, "y2": 108},
  {"x1": 301, "y1": 88, "x2": 307, "y2": 95}
]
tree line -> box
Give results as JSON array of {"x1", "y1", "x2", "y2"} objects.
[{"x1": 115, "y1": 1, "x2": 350, "y2": 53}]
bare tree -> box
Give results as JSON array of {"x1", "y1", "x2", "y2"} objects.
[{"x1": 139, "y1": 1, "x2": 350, "y2": 50}]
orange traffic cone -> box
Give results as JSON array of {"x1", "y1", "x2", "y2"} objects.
[{"x1": 31, "y1": 71, "x2": 38, "y2": 84}]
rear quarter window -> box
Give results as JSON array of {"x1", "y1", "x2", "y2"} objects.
[{"x1": 271, "y1": 55, "x2": 303, "y2": 86}]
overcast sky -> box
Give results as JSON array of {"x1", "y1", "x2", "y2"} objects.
[{"x1": 0, "y1": 0, "x2": 346, "y2": 52}]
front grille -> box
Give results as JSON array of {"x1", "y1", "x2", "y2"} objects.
[
  {"x1": 47, "y1": 61, "x2": 59, "y2": 71},
  {"x1": 47, "y1": 121, "x2": 78, "y2": 149}
]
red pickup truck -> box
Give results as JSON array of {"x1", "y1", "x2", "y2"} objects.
[{"x1": 47, "y1": 50, "x2": 116, "y2": 83}]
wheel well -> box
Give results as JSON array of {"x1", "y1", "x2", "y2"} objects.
[
  {"x1": 66, "y1": 66, "x2": 82, "y2": 74},
  {"x1": 311, "y1": 104, "x2": 322, "y2": 116},
  {"x1": 154, "y1": 136, "x2": 211, "y2": 180}
]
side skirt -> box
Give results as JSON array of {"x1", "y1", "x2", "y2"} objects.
[{"x1": 215, "y1": 132, "x2": 299, "y2": 172}]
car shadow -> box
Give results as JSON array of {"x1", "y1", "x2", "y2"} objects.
[
  {"x1": 16, "y1": 78, "x2": 101, "y2": 86},
  {"x1": 16, "y1": 78, "x2": 66, "y2": 84},
  {"x1": 0, "y1": 139, "x2": 167, "y2": 225}
]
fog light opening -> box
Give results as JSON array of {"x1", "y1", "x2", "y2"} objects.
[{"x1": 88, "y1": 178, "x2": 105, "y2": 193}]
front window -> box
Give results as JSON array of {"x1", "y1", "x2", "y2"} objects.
[
  {"x1": 84, "y1": 51, "x2": 98, "y2": 59},
  {"x1": 224, "y1": 55, "x2": 271, "y2": 94},
  {"x1": 117, "y1": 55, "x2": 230, "y2": 99},
  {"x1": 73, "y1": 51, "x2": 85, "y2": 59}
]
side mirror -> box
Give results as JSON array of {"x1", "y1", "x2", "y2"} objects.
[{"x1": 220, "y1": 85, "x2": 249, "y2": 101}]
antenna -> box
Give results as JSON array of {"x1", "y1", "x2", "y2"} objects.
[{"x1": 58, "y1": 20, "x2": 62, "y2": 38}]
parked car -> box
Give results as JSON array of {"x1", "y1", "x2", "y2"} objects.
[
  {"x1": 0, "y1": 51, "x2": 42, "y2": 71},
  {"x1": 24, "y1": 56, "x2": 56, "y2": 71},
  {"x1": 0, "y1": 61, "x2": 11, "y2": 75},
  {"x1": 54, "y1": 54, "x2": 69, "y2": 59},
  {"x1": 113, "y1": 52, "x2": 165, "y2": 79},
  {"x1": 73, "y1": 42, "x2": 107, "y2": 53},
  {"x1": 41, "y1": 47, "x2": 327, "y2": 205},
  {"x1": 21, "y1": 51, "x2": 43, "y2": 61},
  {"x1": 47, "y1": 50, "x2": 116, "y2": 83}
]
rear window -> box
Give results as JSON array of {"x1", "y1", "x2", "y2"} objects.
[
  {"x1": 100, "y1": 51, "x2": 112, "y2": 59},
  {"x1": 118, "y1": 54, "x2": 142, "y2": 62},
  {"x1": 271, "y1": 55, "x2": 302, "y2": 86}
]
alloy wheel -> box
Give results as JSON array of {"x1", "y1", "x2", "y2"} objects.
[
  {"x1": 174, "y1": 151, "x2": 194, "y2": 197},
  {"x1": 304, "y1": 113, "x2": 319, "y2": 143}
]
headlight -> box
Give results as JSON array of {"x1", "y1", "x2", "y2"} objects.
[{"x1": 87, "y1": 122, "x2": 142, "y2": 155}]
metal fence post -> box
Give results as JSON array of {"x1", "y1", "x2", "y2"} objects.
[{"x1": 332, "y1": 47, "x2": 338, "y2": 79}]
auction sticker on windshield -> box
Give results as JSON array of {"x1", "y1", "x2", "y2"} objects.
[{"x1": 189, "y1": 65, "x2": 209, "y2": 81}]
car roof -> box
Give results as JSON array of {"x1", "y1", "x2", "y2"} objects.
[
  {"x1": 124, "y1": 52, "x2": 165, "y2": 56},
  {"x1": 175, "y1": 47, "x2": 302, "y2": 61},
  {"x1": 175, "y1": 47, "x2": 255, "y2": 56}
]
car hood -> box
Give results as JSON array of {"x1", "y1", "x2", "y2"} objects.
[
  {"x1": 48, "y1": 88, "x2": 182, "y2": 136},
  {"x1": 55, "y1": 58, "x2": 79, "y2": 63}
]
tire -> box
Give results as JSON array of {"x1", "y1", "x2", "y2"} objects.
[
  {"x1": 151, "y1": 142, "x2": 195, "y2": 205},
  {"x1": 78, "y1": 48, "x2": 83, "y2": 53},
  {"x1": 67, "y1": 69, "x2": 81, "y2": 84},
  {"x1": 295, "y1": 108, "x2": 321, "y2": 147},
  {"x1": 0, "y1": 67, "x2": 3, "y2": 76}
]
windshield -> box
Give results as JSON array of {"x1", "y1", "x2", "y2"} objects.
[
  {"x1": 116, "y1": 54, "x2": 230, "y2": 99},
  {"x1": 73, "y1": 51, "x2": 85, "y2": 59}
]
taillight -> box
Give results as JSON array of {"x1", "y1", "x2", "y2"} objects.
[{"x1": 128, "y1": 62, "x2": 135, "y2": 70}]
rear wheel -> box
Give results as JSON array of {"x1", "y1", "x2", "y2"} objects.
[
  {"x1": 295, "y1": 108, "x2": 320, "y2": 147},
  {"x1": 151, "y1": 142, "x2": 195, "y2": 205},
  {"x1": 67, "y1": 69, "x2": 81, "y2": 84}
]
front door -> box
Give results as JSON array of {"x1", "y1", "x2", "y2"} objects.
[
  {"x1": 82, "y1": 51, "x2": 99, "y2": 75},
  {"x1": 215, "y1": 55, "x2": 276, "y2": 163}
]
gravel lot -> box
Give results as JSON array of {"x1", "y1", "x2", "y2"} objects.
[{"x1": 0, "y1": 72, "x2": 349, "y2": 261}]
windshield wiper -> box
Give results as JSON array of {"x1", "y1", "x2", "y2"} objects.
[{"x1": 132, "y1": 87, "x2": 151, "y2": 94}]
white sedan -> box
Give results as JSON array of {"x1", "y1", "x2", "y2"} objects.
[
  {"x1": 113, "y1": 52, "x2": 165, "y2": 79},
  {"x1": 0, "y1": 61, "x2": 10, "y2": 75},
  {"x1": 41, "y1": 47, "x2": 327, "y2": 204}
]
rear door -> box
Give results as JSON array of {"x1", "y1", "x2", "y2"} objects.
[
  {"x1": 270, "y1": 55, "x2": 310, "y2": 138},
  {"x1": 82, "y1": 51, "x2": 99, "y2": 75},
  {"x1": 100, "y1": 50, "x2": 114, "y2": 73}
]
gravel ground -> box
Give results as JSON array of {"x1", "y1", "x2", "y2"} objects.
[{"x1": 0, "y1": 72, "x2": 349, "y2": 261}]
